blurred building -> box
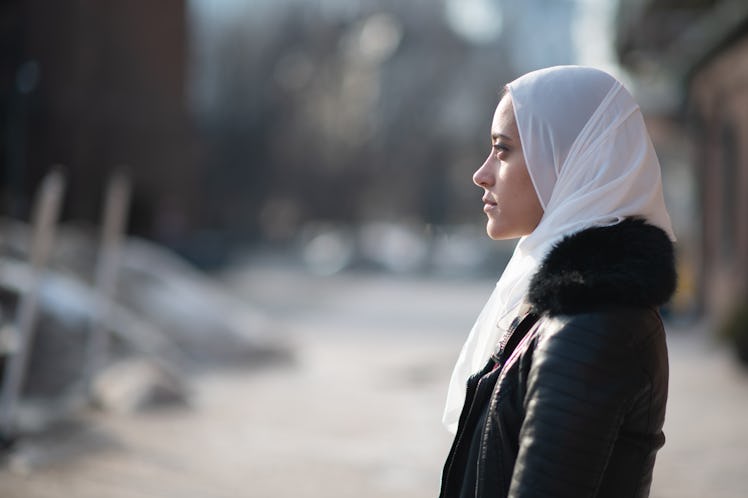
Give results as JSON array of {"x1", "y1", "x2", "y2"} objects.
[
  {"x1": 617, "y1": 0, "x2": 748, "y2": 317},
  {"x1": 2, "y1": 0, "x2": 584, "y2": 266},
  {"x1": 0, "y1": 0, "x2": 199, "y2": 245}
]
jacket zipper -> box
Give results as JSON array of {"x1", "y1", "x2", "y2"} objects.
[
  {"x1": 441, "y1": 310, "x2": 533, "y2": 496},
  {"x1": 441, "y1": 308, "x2": 539, "y2": 497},
  {"x1": 441, "y1": 362, "x2": 494, "y2": 496}
]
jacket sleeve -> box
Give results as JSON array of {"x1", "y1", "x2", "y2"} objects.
[{"x1": 508, "y1": 314, "x2": 644, "y2": 498}]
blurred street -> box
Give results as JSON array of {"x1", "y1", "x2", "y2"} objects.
[{"x1": 0, "y1": 257, "x2": 746, "y2": 497}]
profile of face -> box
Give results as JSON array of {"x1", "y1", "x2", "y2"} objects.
[{"x1": 473, "y1": 94, "x2": 544, "y2": 240}]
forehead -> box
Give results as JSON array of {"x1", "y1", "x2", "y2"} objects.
[{"x1": 491, "y1": 95, "x2": 517, "y2": 138}]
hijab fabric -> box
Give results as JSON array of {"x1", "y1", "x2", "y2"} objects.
[{"x1": 443, "y1": 66, "x2": 675, "y2": 434}]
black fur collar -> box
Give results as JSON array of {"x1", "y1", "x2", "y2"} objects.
[{"x1": 528, "y1": 218, "x2": 677, "y2": 315}]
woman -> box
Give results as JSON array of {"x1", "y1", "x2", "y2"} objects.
[{"x1": 439, "y1": 66, "x2": 677, "y2": 498}]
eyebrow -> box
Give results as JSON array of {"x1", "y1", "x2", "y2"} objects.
[{"x1": 491, "y1": 132, "x2": 513, "y2": 142}]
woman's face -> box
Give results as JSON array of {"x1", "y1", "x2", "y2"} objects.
[{"x1": 473, "y1": 95, "x2": 544, "y2": 240}]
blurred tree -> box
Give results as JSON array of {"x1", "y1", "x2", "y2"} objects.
[{"x1": 189, "y1": 0, "x2": 534, "y2": 243}]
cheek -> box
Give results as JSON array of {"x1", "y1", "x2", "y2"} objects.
[
  {"x1": 523, "y1": 193, "x2": 544, "y2": 228},
  {"x1": 499, "y1": 160, "x2": 543, "y2": 227},
  {"x1": 497, "y1": 162, "x2": 532, "y2": 203},
  {"x1": 517, "y1": 169, "x2": 543, "y2": 226}
]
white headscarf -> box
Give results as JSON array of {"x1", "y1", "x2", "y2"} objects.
[{"x1": 443, "y1": 66, "x2": 675, "y2": 434}]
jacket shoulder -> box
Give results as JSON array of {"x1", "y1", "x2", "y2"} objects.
[
  {"x1": 509, "y1": 306, "x2": 667, "y2": 497},
  {"x1": 534, "y1": 306, "x2": 665, "y2": 359}
]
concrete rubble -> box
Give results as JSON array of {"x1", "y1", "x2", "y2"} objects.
[{"x1": 0, "y1": 218, "x2": 291, "y2": 439}]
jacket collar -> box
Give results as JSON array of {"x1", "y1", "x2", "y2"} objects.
[{"x1": 527, "y1": 218, "x2": 677, "y2": 316}]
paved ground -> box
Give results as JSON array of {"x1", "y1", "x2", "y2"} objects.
[{"x1": 0, "y1": 258, "x2": 747, "y2": 497}]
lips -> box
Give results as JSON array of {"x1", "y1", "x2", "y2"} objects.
[{"x1": 482, "y1": 196, "x2": 498, "y2": 213}]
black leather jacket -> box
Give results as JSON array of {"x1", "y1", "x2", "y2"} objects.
[{"x1": 440, "y1": 219, "x2": 676, "y2": 498}]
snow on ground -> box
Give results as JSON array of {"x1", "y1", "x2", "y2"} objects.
[{"x1": 1, "y1": 257, "x2": 747, "y2": 497}]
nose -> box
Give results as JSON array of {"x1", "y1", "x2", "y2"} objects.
[{"x1": 473, "y1": 156, "x2": 494, "y2": 188}]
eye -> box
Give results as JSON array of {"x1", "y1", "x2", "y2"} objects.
[{"x1": 492, "y1": 142, "x2": 509, "y2": 155}]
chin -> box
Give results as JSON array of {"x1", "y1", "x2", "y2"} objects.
[
  {"x1": 486, "y1": 222, "x2": 524, "y2": 240},
  {"x1": 488, "y1": 232, "x2": 519, "y2": 241},
  {"x1": 486, "y1": 227, "x2": 510, "y2": 240}
]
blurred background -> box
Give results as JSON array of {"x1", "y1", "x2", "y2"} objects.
[{"x1": 0, "y1": 0, "x2": 748, "y2": 497}]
